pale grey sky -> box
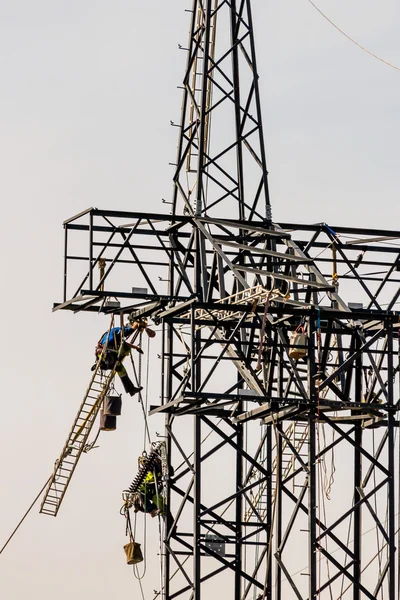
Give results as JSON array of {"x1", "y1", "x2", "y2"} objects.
[{"x1": 0, "y1": 1, "x2": 399, "y2": 599}]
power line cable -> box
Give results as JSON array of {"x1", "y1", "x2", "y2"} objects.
[{"x1": 307, "y1": 0, "x2": 400, "y2": 72}]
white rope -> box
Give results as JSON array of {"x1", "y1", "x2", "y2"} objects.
[{"x1": 131, "y1": 353, "x2": 151, "y2": 445}]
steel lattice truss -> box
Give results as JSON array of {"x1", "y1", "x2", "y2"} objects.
[
  {"x1": 53, "y1": 0, "x2": 400, "y2": 598},
  {"x1": 171, "y1": 0, "x2": 271, "y2": 221},
  {"x1": 57, "y1": 209, "x2": 400, "y2": 599}
]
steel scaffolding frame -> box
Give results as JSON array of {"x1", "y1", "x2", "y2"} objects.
[
  {"x1": 55, "y1": 208, "x2": 400, "y2": 600},
  {"x1": 52, "y1": 1, "x2": 400, "y2": 598}
]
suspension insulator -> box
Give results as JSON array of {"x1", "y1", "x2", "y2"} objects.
[{"x1": 126, "y1": 444, "x2": 162, "y2": 494}]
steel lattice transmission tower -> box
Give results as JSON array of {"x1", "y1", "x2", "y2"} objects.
[{"x1": 53, "y1": 1, "x2": 400, "y2": 599}]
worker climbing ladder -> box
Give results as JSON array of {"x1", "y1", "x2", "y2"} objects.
[
  {"x1": 40, "y1": 319, "x2": 152, "y2": 517},
  {"x1": 43, "y1": 0, "x2": 400, "y2": 595},
  {"x1": 40, "y1": 364, "x2": 117, "y2": 517}
]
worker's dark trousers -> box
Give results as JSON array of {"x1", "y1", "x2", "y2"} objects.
[
  {"x1": 119, "y1": 372, "x2": 139, "y2": 396},
  {"x1": 114, "y1": 361, "x2": 139, "y2": 396},
  {"x1": 98, "y1": 350, "x2": 140, "y2": 397}
]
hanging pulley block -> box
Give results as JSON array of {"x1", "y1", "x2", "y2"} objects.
[
  {"x1": 100, "y1": 409, "x2": 117, "y2": 431},
  {"x1": 289, "y1": 332, "x2": 308, "y2": 360},
  {"x1": 123, "y1": 541, "x2": 143, "y2": 565},
  {"x1": 103, "y1": 394, "x2": 122, "y2": 416}
]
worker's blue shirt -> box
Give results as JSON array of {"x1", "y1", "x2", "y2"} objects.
[{"x1": 99, "y1": 326, "x2": 133, "y2": 347}]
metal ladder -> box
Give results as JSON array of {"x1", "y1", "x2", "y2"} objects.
[
  {"x1": 246, "y1": 422, "x2": 309, "y2": 522},
  {"x1": 275, "y1": 420, "x2": 309, "y2": 490},
  {"x1": 192, "y1": 285, "x2": 272, "y2": 323},
  {"x1": 39, "y1": 365, "x2": 117, "y2": 517}
]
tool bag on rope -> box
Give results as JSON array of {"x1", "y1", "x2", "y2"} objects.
[
  {"x1": 289, "y1": 323, "x2": 308, "y2": 360},
  {"x1": 123, "y1": 508, "x2": 143, "y2": 565},
  {"x1": 123, "y1": 541, "x2": 143, "y2": 565}
]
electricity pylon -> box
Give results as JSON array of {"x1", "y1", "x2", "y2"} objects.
[{"x1": 53, "y1": 1, "x2": 400, "y2": 598}]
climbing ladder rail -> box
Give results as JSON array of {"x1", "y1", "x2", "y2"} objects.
[
  {"x1": 190, "y1": 285, "x2": 272, "y2": 322},
  {"x1": 246, "y1": 421, "x2": 309, "y2": 522},
  {"x1": 40, "y1": 326, "x2": 143, "y2": 517},
  {"x1": 39, "y1": 365, "x2": 117, "y2": 517}
]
